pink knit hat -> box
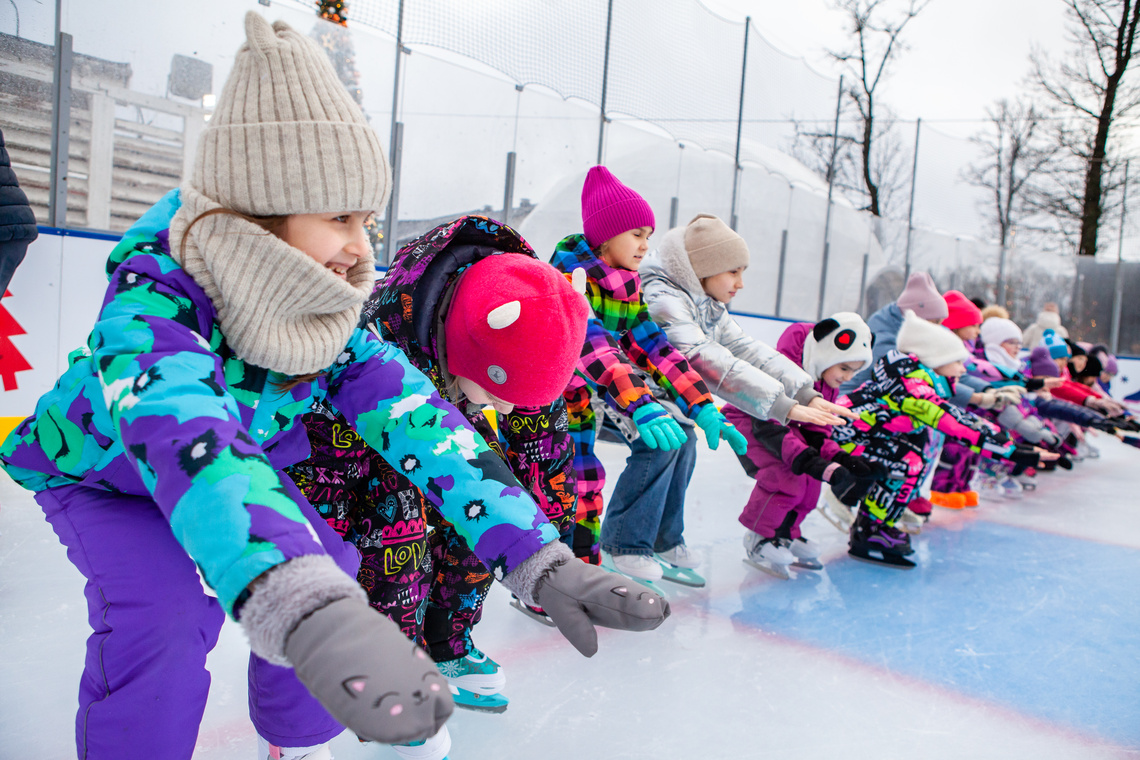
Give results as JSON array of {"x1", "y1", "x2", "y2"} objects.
[
  {"x1": 445, "y1": 254, "x2": 590, "y2": 407},
  {"x1": 896, "y1": 272, "x2": 948, "y2": 321},
  {"x1": 941, "y1": 290, "x2": 983, "y2": 331},
  {"x1": 580, "y1": 166, "x2": 655, "y2": 249}
]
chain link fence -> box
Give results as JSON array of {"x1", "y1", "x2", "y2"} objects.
[{"x1": 3, "y1": 0, "x2": 1136, "y2": 352}]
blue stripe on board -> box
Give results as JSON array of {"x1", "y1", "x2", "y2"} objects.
[{"x1": 720, "y1": 521, "x2": 1140, "y2": 747}]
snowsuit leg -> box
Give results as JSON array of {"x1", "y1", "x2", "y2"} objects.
[
  {"x1": 566, "y1": 387, "x2": 604, "y2": 564},
  {"x1": 37, "y1": 485, "x2": 226, "y2": 760},
  {"x1": 423, "y1": 518, "x2": 494, "y2": 662},
  {"x1": 247, "y1": 477, "x2": 362, "y2": 748},
  {"x1": 933, "y1": 439, "x2": 980, "y2": 493},
  {"x1": 857, "y1": 440, "x2": 926, "y2": 523},
  {"x1": 725, "y1": 404, "x2": 822, "y2": 541}
]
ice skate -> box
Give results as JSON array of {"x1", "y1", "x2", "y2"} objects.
[
  {"x1": 895, "y1": 508, "x2": 923, "y2": 535},
  {"x1": 448, "y1": 683, "x2": 508, "y2": 714},
  {"x1": 391, "y1": 725, "x2": 452, "y2": 760},
  {"x1": 742, "y1": 530, "x2": 795, "y2": 579},
  {"x1": 437, "y1": 646, "x2": 505, "y2": 694},
  {"x1": 602, "y1": 552, "x2": 664, "y2": 592},
  {"x1": 995, "y1": 475, "x2": 1023, "y2": 499},
  {"x1": 784, "y1": 536, "x2": 823, "y2": 571},
  {"x1": 655, "y1": 544, "x2": 706, "y2": 587},
  {"x1": 509, "y1": 595, "x2": 556, "y2": 627},
  {"x1": 818, "y1": 487, "x2": 855, "y2": 531},
  {"x1": 258, "y1": 738, "x2": 332, "y2": 760},
  {"x1": 847, "y1": 512, "x2": 916, "y2": 569}
]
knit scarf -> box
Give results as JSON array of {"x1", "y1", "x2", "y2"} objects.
[{"x1": 169, "y1": 187, "x2": 375, "y2": 376}]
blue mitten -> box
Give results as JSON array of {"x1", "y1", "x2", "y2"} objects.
[
  {"x1": 631, "y1": 402, "x2": 686, "y2": 450},
  {"x1": 695, "y1": 405, "x2": 748, "y2": 455}
]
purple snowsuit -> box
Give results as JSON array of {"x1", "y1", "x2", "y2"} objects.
[{"x1": 723, "y1": 323, "x2": 843, "y2": 539}]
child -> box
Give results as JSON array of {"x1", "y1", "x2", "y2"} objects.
[
  {"x1": 286, "y1": 216, "x2": 586, "y2": 727},
  {"x1": 550, "y1": 167, "x2": 747, "y2": 581},
  {"x1": 833, "y1": 311, "x2": 1034, "y2": 568},
  {"x1": 0, "y1": 16, "x2": 667, "y2": 759},
  {"x1": 721, "y1": 314, "x2": 883, "y2": 577},
  {"x1": 639, "y1": 213, "x2": 852, "y2": 427}
]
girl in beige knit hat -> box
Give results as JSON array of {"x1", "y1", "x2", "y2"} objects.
[{"x1": 0, "y1": 13, "x2": 667, "y2": 760}]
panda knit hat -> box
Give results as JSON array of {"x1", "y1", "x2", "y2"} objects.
[{"x1": 802, "y1": 312, "x2": 874, "y2": 381}]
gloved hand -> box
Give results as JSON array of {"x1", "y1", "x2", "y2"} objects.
[
  {"x1": 631, "y1": 402, "x2": 686, "y2": 450},
  {"x1": 1115, "y1": 417, "x2": 1140, "y2": 433},
  {"x1": 695, "y1": 404, "x2": 749, "y2": 455},
  {"x1": 1036, "y1": 428, "x2": 1063, "y2": 448},
  {"x1": 829, "y1": 466, "x2": 878, "y2": 506},
  {"x1": 993, "y1": 384, "x2": 1027, "y2": 408},
  {"x1": 971, "y1": 389, "x2": 1001, "y2": 410},
  {"x1": 832, "y1": 451, "x2": 888, "y2": 481},
  {"x1": 1006, "y1": 444, "x2": 1042, "y2": 476},
  {"x1": 503, "y1": 542, "x2": 670, "y2": 657},
  {"x1": 285, "y1": 598, "x2": 453, "y2": 744}
]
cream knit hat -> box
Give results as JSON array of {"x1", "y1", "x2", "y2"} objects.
[
  {"x1": 192, "y1": 12, "x2": 390, "y2": 216},
  {"x1": 684, "y1": 214, "x2": 750, "y2": 279},
  {"x1": 896, "y1": 309, "x2": 970, "y2": 369}
]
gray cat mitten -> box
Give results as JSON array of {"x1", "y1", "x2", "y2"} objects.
[
  {"x1": 502, "y1": 541, "x2": 670, "y2": 656},
  {"x1": 240, "y1": 555, "x2": 453, "y2": 744}
]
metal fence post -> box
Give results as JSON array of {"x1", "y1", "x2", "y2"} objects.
[
  {"x1": 817, "y1": 75, "x2": 843, "y2": 320},
  {"x1": 382, "y1": 0, "x2": 406, "y2": 263},
  {"x1": 48, "y1": 32, "x2": 73, "y2": 228},
  {"x1": 1110, "y1": 159, "x2": 1130, "y2": 353},
  {"x1": 904, "y1": 118, "x2": 922, "y2": 281},
  {"x1": 502, "y1": 151, "x2": 517, "y2": 226},
  {"x1": 729, "y1": 17, "x2": 750, "y2": 231},
  {"x1": 596, "y1": 0, "x2": 614, "y2": 165}
]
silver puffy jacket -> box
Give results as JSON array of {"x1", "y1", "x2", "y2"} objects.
[{"x1": 640, "y1": 228, "x2": 819, "y2": 424}]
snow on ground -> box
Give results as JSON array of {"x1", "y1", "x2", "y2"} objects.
[{"x1": 1, "y1": 432, "x2": 1138, "y2": 759}]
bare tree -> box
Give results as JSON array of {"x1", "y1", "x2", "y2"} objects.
[
  {"x1": 964, "y1": 99, "x2": 1060, "y2": 248},
  {"x1": 1032, "y1": 0, "x2": 1140, "y2": 256},
  {"x1": 826, "y1": 0, "x2": 929, "y2": 217}
]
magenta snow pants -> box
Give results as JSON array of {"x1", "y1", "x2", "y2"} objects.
[
  {"x1": 724, "y1": 405, "x2": 820, "y2": 540},
  {"x1": 932, "y1": 438, "x2": 980, "y2": 493},
  {"x1": 37, "y1": 477, "x2": 360, "y2": 759}
]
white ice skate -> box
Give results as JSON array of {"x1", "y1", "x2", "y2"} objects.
[
  {"x1": 818, "y1": 486, "x2": 856, "y2": 532},
  {"x1": 784, "y1": 536, "x2": 823, "y2": 571},
  {"x1": 742, "y1": 531, "x2": 796, "y2": 579},
  {"x1": 896, "y1": 508, "x2": 923, "y2": 535},
  {"x1": 257, "y1": 738, "x2": 333, "y2": 760},
  {"x1": 391, "y1": 725, "x2": 452, "y2": 760}
]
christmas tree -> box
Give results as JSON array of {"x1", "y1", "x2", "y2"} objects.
[{"x1": 0, "y1": 290, "x2": 32, "y2": 391}]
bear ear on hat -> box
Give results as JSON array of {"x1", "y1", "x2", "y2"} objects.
[{"x1": 812, "y1": 318, "x2": 840, "y2": 342}]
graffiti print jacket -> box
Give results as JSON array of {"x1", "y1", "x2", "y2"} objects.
[
  {"x1": 298, "y1": 216, "x2": 577, "y2": 537},
  {"x1": 0, "y1": 194, "x2": 558, "y2": 615},
  {"x1": 832, "y1": 349, "x2": 1015, "y2": 473}
]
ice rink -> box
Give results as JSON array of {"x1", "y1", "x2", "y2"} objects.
[{"x1": 1, "y1": 431, "x2": 1137, "y2": 760}]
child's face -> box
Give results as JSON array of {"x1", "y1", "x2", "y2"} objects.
[
  {"x1": 954, "y1": 324, "x2": 980, "y2": 341},
  {"x1": 1069, "y1": 354, "x2": 1088, "y2": 373},
  {"x1": 820, "y1": 361, "x2": 865, "y2": 390},
  {"x1": 456, "y1": 375, "x2": 516, "y2": 415},
  {"x1": 999, "y1": 338, "x2": 1021, "y2": 359},
  {"x1": 598, "y1": 227, "x2": 652, "y2": 271},
  {"x1": 1053, "y1": 356, "x2": 1068, "y2": 373},
  {"x1": 280, "y1": 211, "x2": 373, "y2": 279},
  {"x1": 934, "y1": 360, "x2": 966, "y2": 379},
  {"x1": 702, "y1": 267, "x2": 745, "y2": 304}
]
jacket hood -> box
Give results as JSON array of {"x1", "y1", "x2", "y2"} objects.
[
  {"x1": 643, "y1": 227, "x2": 705, "y2": 301},
  {"x1": 105, "y1": 188, "x2": 183, "y2": 278},
  {"x1": 776, "y1": 322, "x2": 839, "y2": 402}
]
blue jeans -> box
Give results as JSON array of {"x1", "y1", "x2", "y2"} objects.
[{"x1": 600, "y1": 426, "x2": 698, "y2": 557}]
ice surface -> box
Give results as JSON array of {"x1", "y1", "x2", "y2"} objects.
[{"x1": 2, "y1": 433, "x2": 1138, "y2": 759}]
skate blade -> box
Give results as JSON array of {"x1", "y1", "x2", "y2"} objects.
[
  {"x1": 742, "y1": 557, "x2": 792, "y2": 579},
  {"x1": 450, "y1": 685, "x2": 509, "y2": 714},
  {"x1": 509, "y1": 598, "x2": 556, "y2": 627},
  {"x1": 654, "y1": 555, "x2": 707, "y2": 587},
  {"x1": 847, "y1": 548, "x2": 915, "y2": 569},
  {"x1": 791, "y1": 558, "x2": 823, "y2": 571}
]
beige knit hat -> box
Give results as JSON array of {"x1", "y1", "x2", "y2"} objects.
[
  {"x1": 684, "y1": 214, "x2": 750, "y2": 279},
  {"x1": 192, "y1": 12, "x2": 390, "y2": 216}
]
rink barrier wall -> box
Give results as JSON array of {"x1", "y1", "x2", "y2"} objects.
[{"x1": 1, "y1": 229, "x2": 1138, "y2": 432}]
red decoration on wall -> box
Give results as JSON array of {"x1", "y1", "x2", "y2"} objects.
[{"x1": 0, "y1": 290, "x2": 32, "y2": 391}]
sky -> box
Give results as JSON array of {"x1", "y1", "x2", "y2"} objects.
[{"x1": 702, "y1": 0, "x2": 1072, "y2": 138}]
